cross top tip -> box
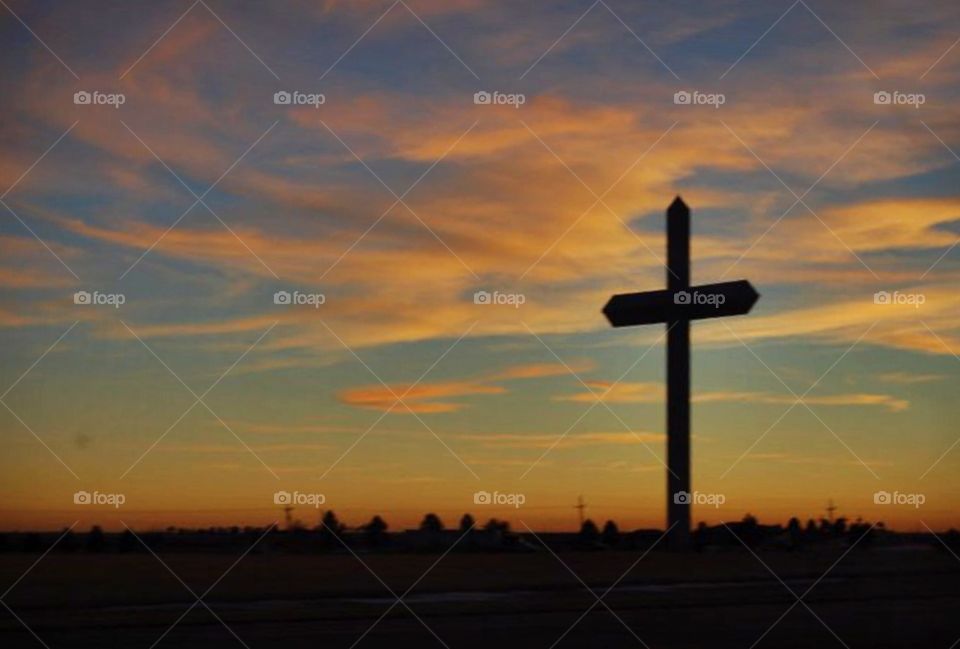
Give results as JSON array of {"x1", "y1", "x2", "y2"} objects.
[{"x1": 668, "y1": 196, "x2": 689, "y2": 215}]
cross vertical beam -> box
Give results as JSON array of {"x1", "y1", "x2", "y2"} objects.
[
  {"x1": 666, "y1": 197, "x2": 691, "y2": 550},
  {"x1": 602, "y1": 197, "x2": 759, "y2": 552}
]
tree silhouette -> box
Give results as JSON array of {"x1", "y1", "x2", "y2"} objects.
[
  {"x1": 365, "y1": 516, "x2": 388, "y2": 547},
  {"x1": 321, "y1": 510, "x2": 342, "y2": 532},
  {"x1": 319, "y1": 510, "x2": 344, "y2": 546},
  {"x1": 85, "y1": 526, "x2": 106, "y2": 553},
  {"x1": 740, "y1": 513, "x2": 761, "y2": 546},
  {"x1": 694, "y1": 520, "x2": 709, "y2": 549},
  {"x1": 118, "y1": 529, "x2": 137, "y2": 553},
  {"x1": 787, "y1": 517, "x2": 802, "y2": 548},
  {"x1": 848, "y1": 519, "x2": 876, "y2": 549},
  {"x1": 579, "y1": 519, "x2": 600, "y2": 545},
  {"x1": 420, "y1": 513, "x2": 444, "y2": 533},
  {"x1": 484, "y1": 518, "x2": 509, "y2": 533},
  {"x1": 832, "y1": 517, "x2": 848, "y2": 537},
  {"x1": 601, "y1": 520, "x2": 620, "y2": 546},
  {"x1": 459, "y1": 513, "x2": 476, "y2": 532}
]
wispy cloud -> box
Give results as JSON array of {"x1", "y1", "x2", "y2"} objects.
[
  {"x1": 337, "y1": 361, "x2": 588, "y2": 413},
  {"x1": 556, "y1": 381, "x2": 909, "y2": 412},
  {"x1": 876, "y1": 371, "x2": 946, "y2": 384},
  {"x1": 458, "y1": 430, "x2": 664, "y2": 449},
  {"x1": 338, "y1": 380, "x2": 505, "y2": 413}
]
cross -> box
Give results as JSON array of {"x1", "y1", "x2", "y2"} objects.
[{"x1": 602, "y1": 197, "x2": 760, "y2": 550}]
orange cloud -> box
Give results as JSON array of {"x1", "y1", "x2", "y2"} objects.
[
  {"x1": 555, "y1": 381, "x2": 663, "y2": 404},
  {"x1": 556, "y1": 382, "x2": 909, "y2": 412},
  {"x1": 338, "y1": 380, "x2": 505, "y2": 413},
  {"x1": 694, "y1": 391, "x2": 909, "y2": 413},
  {"x1": 876, "y1": 372, "x2": 946, "y2": 384},
  {"x1": 336, "y1": 361, "x2": 591, "y2": 413},
  {"x1": 457, "y1": 430, "x2": 664, "y2": 449},
  {"x1": 486, "y1": 361, "x2": 594, "y2": 381}
]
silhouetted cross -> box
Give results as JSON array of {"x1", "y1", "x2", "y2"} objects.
[
  {"x1": 603, "y1": 197, "x2": 760, "y2": 550},
  {"x1": 575, "y1": 495, "x2": 586, "y2": 528}
]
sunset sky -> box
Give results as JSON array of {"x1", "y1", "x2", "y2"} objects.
[{"x1": 1, "y1": 0, "x2": 958, "y2": 532}]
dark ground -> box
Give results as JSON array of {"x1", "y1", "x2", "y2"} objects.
[{"x1": 1, "y1": 547, "x2": 957, "y2": 648}]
